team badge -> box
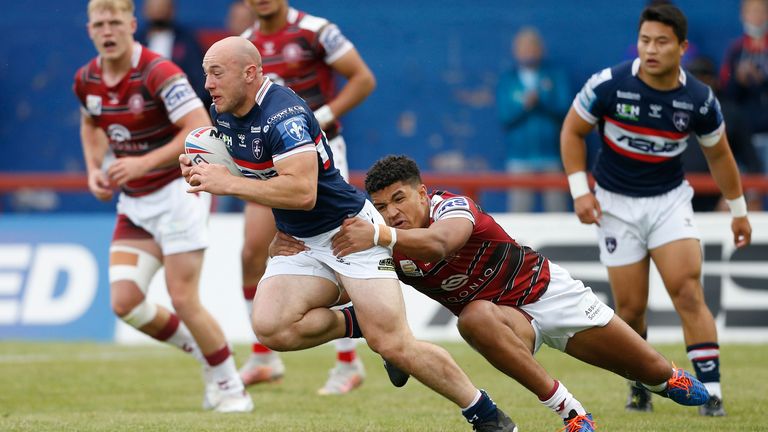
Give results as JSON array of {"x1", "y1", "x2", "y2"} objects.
[
  {"x1": 280, "y1": 116, "x2": 307, "y2": 142},
  {"x1": 86, "y1": 94, "x2": 102, "y2": 115},
  {"x1": 252, "y1": 138, "x2": 263, "y2": 159},
  {"x1": 283, "y1": 43, "x2": 303, "y2": 63},
  {"x1": 605, "y1": 237, "x2": 617, "y2": 253},
  {"x1": 673, "y1": 111, "x2": 690, "y2": 131},
  {"x1": 128, "y1": 93, "x2": 144, "y2": 114}
]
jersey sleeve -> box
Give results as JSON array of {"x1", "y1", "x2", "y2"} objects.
[
  {"x1": 145, "y1": 59, "x2": 204, "y2": 123},
  {"x1": 572, "y1": 67, "x2": 613, "y2": 125},
  {"x1": 72, "y1": 67, "x2": 92, "y2": 117},
  {"x1": 269, "y1": 109, "x2": 317, "y2": 163},
  {"x1": 694, "y1": 87, "x2": 725, "y2": 148},
  {"x1": 432, "y1": 195, "x2": 476, "y2": 225},
  {"x1": 318, "y1": 22, "x2": 354, "y2": 64}
]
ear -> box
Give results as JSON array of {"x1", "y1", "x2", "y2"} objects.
[
  {"x1": 680, "y1": 39, "x2": 689, "y2": 57},
  {"x1": 130, "y1": 16, "x2": 137, "y2": 34}
]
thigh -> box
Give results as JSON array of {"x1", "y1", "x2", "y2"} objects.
[
  {"x1": 479, "y1": 303, "x2": 537, "y2": 353},
  {"x1": 595, "y1": 186, "x2": 648, "y2": 266},
  {"x1": 254, "y1": 273, "x2": 341, "y2": 324},
  {"x1": 243, "y1": 202, "x2": 277, "y2": 257},
  {"x1": 607, "y1": 258, "x2": 651, "y2": 307},
  {"x1": 163, "y1": 249, "x2": 204, "y2": 299},
  {"x1": 109, "y1": 238, "x2": 162, "y2": 305},
  {"x1": 339, "y1": 275, "x2": 410, "y2": 339},
  {"x1": 650, "y1": 238, "x2": 703, "y2": 297}
]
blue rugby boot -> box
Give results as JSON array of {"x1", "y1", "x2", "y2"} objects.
[
  {"x1": 656, "y1": 367, "x2": 710, "y2": 406},
  {"x1": 561, "y1": 410, "x2": 595, "y2": 432}
]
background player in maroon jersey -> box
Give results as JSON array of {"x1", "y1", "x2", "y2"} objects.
[
  {"x1": 74, "y1": 0, "x2": 251, "y2": 412},
  {"x1": 237, "y1": 0, "x2": 376, "y2": 395},
  {"x1": 271, "y1": 155, "x2": 711, "y2": 431}
]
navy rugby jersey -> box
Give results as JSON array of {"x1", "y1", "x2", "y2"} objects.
[
  {"x1": 210, "y1": 77, "x2": 364, "y2": 237},
  {"x1": 572, "y1": 59, "x2": 724, "y2": 197}
]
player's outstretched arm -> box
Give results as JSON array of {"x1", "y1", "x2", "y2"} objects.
[
  {"x1": 701, "y1": 133, "x2": 752, "y2": 248},
  {"x1": 331, "y1": 217, "x2": 473, "y2": 262},
  {"x1": 561, "y1": 107, "x2": 602, "y2": 225}
]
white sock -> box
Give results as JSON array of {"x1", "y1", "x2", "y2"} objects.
[
  {"x1": 210, "y1": 356, "x2": 244, "y2": 395},
  {"x1": 165, "y1": 322, "x2": 205, "y2": 364},
  {"x1": 540, "y1": 381, "x2": 587, "y2": 420},
  {"x1": 335, "y1": 337, "x2": 357, "y2": 352},
  {"x1": 704, "y1": 382, "x2": 722, "y2": 398}
]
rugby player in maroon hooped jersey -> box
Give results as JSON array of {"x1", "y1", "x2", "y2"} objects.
[
  {"x1": 237, "y1": 0, "x2": 376, "y2": 395},
  {"x1": 73, "y1": 0, "x2": 251, "y2": 413},
  {"x1": 271, "y1": 155, "x2": 711, "y2": 431}
]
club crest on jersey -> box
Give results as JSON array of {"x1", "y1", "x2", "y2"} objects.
[
  {"x1": 673, "y1": 111, "x2": 690, "y2": 131},
  {"x1": 86, "y1": 94, "x2": 102, "y2": 115},
  {"x1": 128, "y1": 93, "x2": 144, "y2": 114},
  {"x1": 282, "y1": 43, "x2": 303, "y2": 62},
  {"x1": 252, "y1": 138, "x2": 263, "y2": 159},
  {"x1": 107, "y1": 124, "x2": 131, "y2": 143},
  {"x1": 605, "y1": 237, "x2": 617, "y2": 253},
  {"x1": 281, "y1": 116, "x2": 307, "y2": 142},
  {"x1": 399, "y1": 260, "x2": 424, "y2": 277}
]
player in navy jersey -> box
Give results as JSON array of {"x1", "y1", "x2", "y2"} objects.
[
  {"x1": 179, "y1": 37, "x2": 516, "y2": 432},
  {"x1": 561, "y1": 4, "x2": 752, "y2": 416},
  {"x1": 270, "y1": 155, "x2": 710, "y2": 431},
  {"x1": 236, "y1": 0, "x2": 376, "y2": 393},
  {"x1": 74, "y1": 0, "x2": 251, "y2": 413}
]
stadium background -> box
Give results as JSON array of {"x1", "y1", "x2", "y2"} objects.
[
  {"x1": 3, "y1": 0, "x2": 767, "y2": 346},
  {"x1": 0, "y1": 0, "x2": 743, "y2": 213}
]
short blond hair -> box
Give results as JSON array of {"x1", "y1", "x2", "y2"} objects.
[{"x1": 88, "y1": 0, "x2": 135, "y2": 16}]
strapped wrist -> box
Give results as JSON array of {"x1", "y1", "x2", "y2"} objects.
[
  {"x1": 726, "y1": 196, "x2": 748, "y2": 218},
  {"x1": 568, "y1": 171, "x2": 590, "y2": 199}
]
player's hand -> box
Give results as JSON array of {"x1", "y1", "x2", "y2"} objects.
[
  {"x1": 331, "y1": 218, "x2": 376, "y2": 257},
  {"x1": 86, "y1": 169, "x2": 114, "y2": 201},
  {"x1": 186, "y1": 162, "x2": 233, "y2": 195},
  {"x1": 269, "y1": 231, "x2": 308, "y2": 257},
  {"x1": 179, "y1": 154, "x2": 198, "y2": 186},
  {"x1": 573, "y1": 193, "x2": 602, "y2": 226},
  {"x1": 732, "y1": 216, "x2": 752, "y2": 248},
  {"x1": 107, "y1": 156, "x2": 150, "y2": 186}
]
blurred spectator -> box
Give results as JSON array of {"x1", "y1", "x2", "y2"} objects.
[
  {"x1": 497, "y1": 27, "x2": 571, "y2": 212},
  {"x1": 682, "y1": 55, "x2": 764, "y2": 211},
  {"x1": 720, "y1": 0, "x2": 768, "y2": 173},
  {"x1": 136, "y1": 0, "x2": 210, "y2": 108},
  {"x1": 227, "y1": 1, "x2": 258, "y2": 35}
]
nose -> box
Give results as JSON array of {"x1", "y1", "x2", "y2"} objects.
[{"x1": 204, "y1": 74, "x2": 214, "y2": 90}]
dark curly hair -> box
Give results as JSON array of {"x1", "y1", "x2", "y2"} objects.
[{"x1": 364, "y1": 155, "x2": 422, "y2": 195}]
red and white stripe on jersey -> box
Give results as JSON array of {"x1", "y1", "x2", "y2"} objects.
[
  {"x1": 233, "y1": 157, "x2": 277, "y2": 180},
  {"x1": 430, "y1": 194, "x2": 475, "y2": 224},
  {"x1": 602, "y1": 116, "x2": 689, "y2": 163}
]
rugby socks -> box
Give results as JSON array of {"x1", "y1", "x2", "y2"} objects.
[
  {"x1": 252, "y1": 343, "x2": 273, "y2": 354},
  {"x1": 335, "y1": 338, "x2": 357, "y2": 364},
  {"x1": 539, "y1": 380, "x2": 587, "y2": 419},
  {"x1": 687, "y1": 342, "x2": 722, "y2": 398},
  {"x1": 341, "y1": 306, "x2": 363, "y2": 338},
  {"x1": 161, "y1": 317, "x2": 205, "y2": 364},
  {"x1": 462, "y1": 389, "x2": 498, "y2": 425},
  {"x1": 205, "y1": 345, "x2": 243, "y2": 394}
]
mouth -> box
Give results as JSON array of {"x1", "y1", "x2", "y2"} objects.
[
  {"x1": 102, "y1": 40, "x2": 117, "y2": 50},
  {"x1": 391, "y1": 220, "x2": 407, "y2": 229}
]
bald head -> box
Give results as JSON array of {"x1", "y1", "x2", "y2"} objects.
[
  {"x1": 203, "y1": 37, "x2": 265, "y2": 117},
  {"x1": 207, "y1": 36, "x2": 262, "y2": 69}
]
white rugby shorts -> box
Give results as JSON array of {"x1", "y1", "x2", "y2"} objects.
[
  {"x1": 116, "y1": 177, "x2": 211, "y2": 255},
  {"x1": 262, "y1": 199, "x2": 398, "y2": 283},
  {"x1": 521, "y1": 262, "x2": 614, "y2": 353},
  {"x1": 594, "y1": 181, "x2": 700, "y2": 267}
]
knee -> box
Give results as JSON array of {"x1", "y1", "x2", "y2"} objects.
[
  {"x1": 670, "y1": 280, "x2": 704, "y2": 313},
  {"x1": 614, "y1": 301, "x2": 647, "y2": 326},
  {"x1": 169, "y1": 289, "x2": 198, "y2": 315},
  {"x1": 457, "y1": 301, "x2": 497, "y2": 345},
  {"x1": 366, "y1": 334, "x2": 406, "y2": 361},
  {"x1": 111, "y1": 298, "x2": 137, "y2": 318},
  {"x1": 252, "y1": 318, "x2": 295, "y2": 351}
]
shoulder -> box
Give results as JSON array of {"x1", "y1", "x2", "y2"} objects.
[
  {"x1": 430, "y1": 191, "x2": 477, "y2": 223},
  {"x1": 294, "y1": 8, "x2": 331, "y2": 33}
]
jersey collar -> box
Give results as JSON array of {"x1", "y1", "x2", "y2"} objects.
[
  {"x1": 631, "y1": 57, "x2": 686, "y2": 86},
  {"x1": 255, "y1": 76, "x2": 273, "y2": 106}
]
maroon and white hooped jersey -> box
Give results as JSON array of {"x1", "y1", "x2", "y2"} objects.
[
  {"x1": 73, "y1": 43, "x2": 203, "y2": 196},
  {"x1": 242, "y1": 7, "x2": 354, "y2": 138},
  {"x1": 394, "y1": 191, "x2": 550, "y2": 316}
]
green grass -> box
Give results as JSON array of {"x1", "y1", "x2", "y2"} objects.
[{"x1": 0, "y1": 342, "x2": 764, "y2": 431}]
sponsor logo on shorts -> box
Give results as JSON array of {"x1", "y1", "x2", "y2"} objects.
[
  {"x1": 605, "y1": 237, "x2": 617, "y2": 253},
  {"x1": 378, "y1": 258, "x2": 395, "y2": 272},
  {"x1": 584, "y1": 299, "x2": 605, "y2": 320}
]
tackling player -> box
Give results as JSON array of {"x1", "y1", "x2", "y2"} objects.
[
  {"x1": 272, "y1": 155, "x2": 711, "y2": 432},
  {"x1": 237, "y1": 0, "x2": 376, "y2": 394},
  {"x1": 73, "y1": 0, "x2": 251, "y2": 412},
  {"x1": 560, "y1": 4, "x2": 751, "y2": 416}
]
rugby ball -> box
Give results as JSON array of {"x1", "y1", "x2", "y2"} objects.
[{"x1": 184, "y1": 126, "x2": 243, "y2": 177}]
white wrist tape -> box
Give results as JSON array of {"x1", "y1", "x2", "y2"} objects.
[
  {"x1": 726, "y1": 196, "x2": 748, "y2": 218},
  {"x1": 567, "y1": 171, "x2": 590, "y2": 199},
  {"x1": 314, "y1": 104, "x2": 335, "y2": 126},
  {"x1": 387, "y1": 227, "x2": 397, "y2": 251},
  {"x1": 372, "y1": 223, "x2": 380, "y2": 246}
]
